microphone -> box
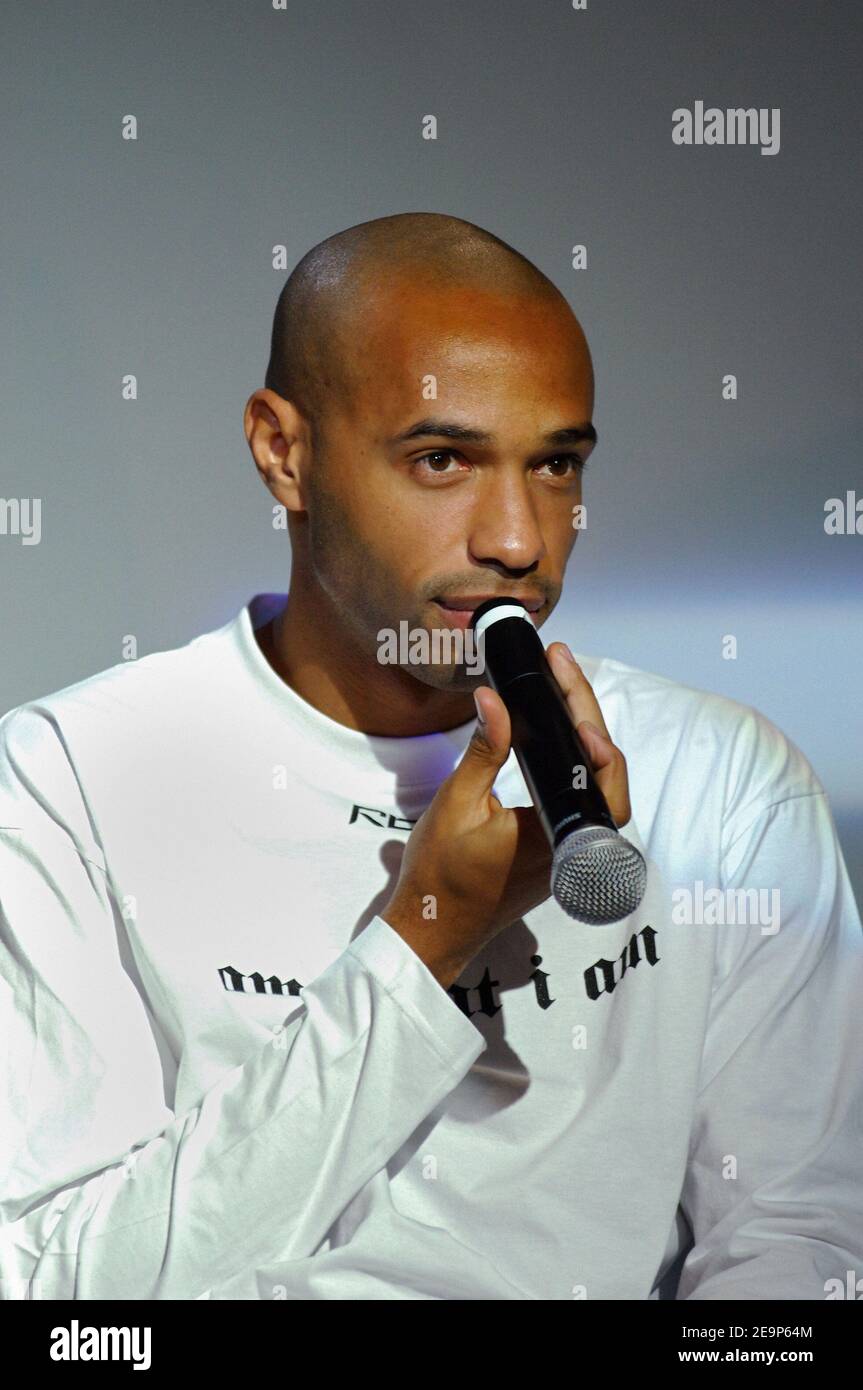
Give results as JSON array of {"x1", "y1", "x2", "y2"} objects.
[{"x1": 469, "y1": 599, "x2": 647, "y2": 926}]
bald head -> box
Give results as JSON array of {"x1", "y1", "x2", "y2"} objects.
[{"x1": 264, "y1": 212, "x2": 567, "y2": 442}]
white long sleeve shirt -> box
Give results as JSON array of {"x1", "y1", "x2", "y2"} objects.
[{"x1": 1, "y1": 592, "x2": 861, "y2": 1301}]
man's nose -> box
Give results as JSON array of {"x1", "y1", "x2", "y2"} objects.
[{"x1": 466, "y1": 471, "x2": 546, "y2": 575}]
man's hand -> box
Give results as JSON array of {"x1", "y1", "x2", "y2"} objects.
[
  {"x1": 544, "y1": 643, "x2": 632, "y2": 831},
  {"x1": 382, "y1": 643, "x2": 632, "y2": 988}
]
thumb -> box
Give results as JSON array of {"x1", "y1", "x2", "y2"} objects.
[{"x1": 450, "y1": 686, "x2": 512, "y2": 802}]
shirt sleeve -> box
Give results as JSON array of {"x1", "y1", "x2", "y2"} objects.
[
  {"x1": 675, "y1": 764, "x2": 863, "y2": 1300},
  {"x1": 0, "y1": 705, "x2": 485, "y2": 1301}
]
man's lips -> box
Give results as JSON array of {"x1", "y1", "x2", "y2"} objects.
[
  {"x1": 432, "y1": 595, "x2": 544, "y2": 631},
  {"x1": 434, "y1": 595, "x2": 544, "y2": 612}
]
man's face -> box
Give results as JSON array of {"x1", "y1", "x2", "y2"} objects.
[{"x1": 305, "y1": 275, "x2": 596, "y2": 692}]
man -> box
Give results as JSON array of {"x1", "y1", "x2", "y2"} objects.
[{"x1": 1, "y1": 212, "x2": 861, "y2": 1301}]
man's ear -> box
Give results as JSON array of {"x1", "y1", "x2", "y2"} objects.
[{"x1": 244, "y1": 388, "x2": 311, "y2": 513}]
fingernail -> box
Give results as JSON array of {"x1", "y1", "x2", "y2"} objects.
[
  {"x1": 559, "y1": 643, "x2": 576, "y2": 664},
  {"x1": 473, "y1": 692, "x2": 486, "y2": 726}
]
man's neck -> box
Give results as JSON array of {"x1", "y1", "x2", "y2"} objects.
[{"x1": 254, "y1": 589, "x2": 477, "y2": 738}]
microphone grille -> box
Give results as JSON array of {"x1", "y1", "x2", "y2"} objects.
[{"x1": 551, "y1": 826, "x2": 648, "y2": 925}]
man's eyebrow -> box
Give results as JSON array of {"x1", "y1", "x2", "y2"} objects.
[{"x1": 388, "y1": 418, "x2": 599, "y2": 449}]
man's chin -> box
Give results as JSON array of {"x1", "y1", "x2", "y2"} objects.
[
  {"x1": 404, "y1": 662, "x2": 484, "y2": 694},
  {"x1": 374, "y1": 610, "x2": 487, "y2": 691}
]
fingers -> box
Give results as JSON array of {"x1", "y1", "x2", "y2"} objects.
[
  {"x1": 577, "y1": 724, "x2": 632, "y2": 827},
  {"x1": 546, "y1": 644, "x2": 612, "y2": 741},
  {"x1": 472, "y1": 685, "x2": 510, "y2": 753},
  {"x1": 575, "y1": 720, "x2": 617, "y2": 774},
  {"x1": 470, "y1": 658, "x2": 632, "y2": 832},
  {"x1": 451, "y1": 686, "x2": 512, "y2": 805},
  {"x1": 546, "y1": 644, "x2": 632, "y2": 830}
]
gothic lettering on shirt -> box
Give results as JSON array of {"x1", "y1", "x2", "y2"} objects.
[
  {"x1": 583, "y1": 925, "x2": 660, "y2": 1001},
  {"x1": 218, "y1": 928, "x2": 659, "y2": 1006},
  {"x1": 218, "y1": 965, "x2": 303, "y2": 996}
]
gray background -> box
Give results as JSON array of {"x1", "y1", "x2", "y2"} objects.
[{"x1": 2, "y1": 0, "x2": 861, "y2": 901}]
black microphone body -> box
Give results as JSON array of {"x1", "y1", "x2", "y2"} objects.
[
  {"x1": 473, "y1": 603, "x2": 617, "y2": 848},
  {"x1": 470, "y1": 598, "x2": 647, "y2": 924}
]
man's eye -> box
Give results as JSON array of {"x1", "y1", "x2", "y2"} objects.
[
  {"x1": 537, "y1": 453, "x2": 588, "y2": 479},
  {"x1": 414, "y1": 451, "x2": 464, "y2": 476},
  {"x1": 411, "y1": 450, "x2": 589, "y2": 480}
]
